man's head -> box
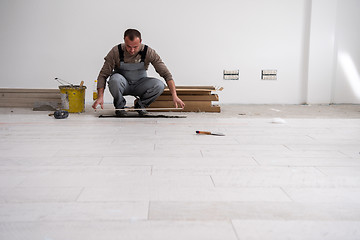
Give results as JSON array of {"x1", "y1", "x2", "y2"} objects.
[{"x1": 124, "y1": 29, "x2": 142, "y2": 55}]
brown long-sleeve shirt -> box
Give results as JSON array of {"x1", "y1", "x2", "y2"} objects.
[{"x1": 97, "y1": 44, "x2": 173, "y2": 89}]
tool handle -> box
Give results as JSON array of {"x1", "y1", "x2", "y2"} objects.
[
  {"x1": 196, "y1": 131, "x2": 212, "y2": 135},
  {"x1": 54, "y1": 78, "x2": 74, "y2": 86}
]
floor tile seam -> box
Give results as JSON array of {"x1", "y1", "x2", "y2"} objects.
[
  {"x1": 230, "y1": 219, "x2": 360, "y2": 223},
  {"x1": 338, "y1": 150, "x2": 359, "y2": 158},
  {"x1": 75, "y1": 187, "x2": 86, "y2": 202},
  {"x1": 210, "y1": 175, "x2": 215, "y2": 187},
  {"x1": 0, "y1": 199, "x2": 360, "y2": 205},
  {"x1": 71, "y1": 186, "x2": 306, "y2": 189},
  {"x1": 0, "y1": 165, "x2": 153, "y2": 169},
  {"x1": 279, "y1": 187, "x2": 294, "y2": 202},
  {"x1": 147, "y1": 199, "x2": 360, "y2": 204},
  {"x1": 0, "y1": 200, "x2": 86, "y2": 204},
  {"x1": 212, "y1": 183, "x2": 360, "y2": 188},
  {"x1": 314, "y1": 166, "x2": 328, "y2": 176},
  {"x1": 0, "y1": 186, "x2": 84, "y2": 190},
  {"x1": 254, "y1": 156, "x2": 356, "y2": 160},
  {"x1": 280, "y1": 186, "x2": 360, "y2": 190},
  {"x1": 0, "y1": 219, "x2": 241, "y2": 224},
  {"x1": 97, "y1": 156, "x2": 104, "y2": 165},
  {"x1": 283, "y1": 144, "x2": 293, "y2": 151},
  {"x1": 150, "y1": 165, "x2": 324, "y2": 169},
  {"x1": 5, "y1": 173, "x2": 360, "y2": 179},
  {"x1": 0, "y1": 200, "x2": 150, "y2": 205},
  {"x1": 305, "y1": 134, "x2": 317, "y2": 140},
  {"x1": 147, "y1": 201, "x2": 151, "y2": 220},
  {"x1": 75, "y1": 199, "x2": 294, "y2": 203},
  {"x1": 229, "y1": 219, "x2": 241, "y2": 240},
  {"x1": 251, "y1": 156, "x2": 261, "y2": 166},
  {"x1": 141, "y1": 216, "x2": 360, "y2": 222}
]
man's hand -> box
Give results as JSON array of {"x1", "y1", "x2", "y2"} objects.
[
  {"x1": 92, "y1": 87, "x2": 105, "y2": 110},
  {"x1": 92, "y1": 97, "x2": 104, "y2": 109},
  {"x1": 172, "y1": 95, "x2": 185, "y2": 109},
  {"x1": 166, "y1": 79, "x2": 185, "y2": 109}
]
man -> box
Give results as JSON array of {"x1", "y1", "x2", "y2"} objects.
[{"x1": 92, "y1": 29, "x2": 185, "y2": 115}]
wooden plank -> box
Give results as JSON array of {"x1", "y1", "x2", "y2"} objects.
[
  {"x1": 156, "y1": 94, "x2": 218, "y2": 101},
  {"x1": 184, "y1": 105, "x2": 221, "y2": 113},
  {"x1": 0, "y1": 98, "x2": 61, "y2": 108},
  {"x1": 162, "y1": 90, "x2": 212, "y2": 95},
  {"x1": 150, "y1": 99, "x2": 221, "y2": 112},
  {"x1": 0, "y1": 88, "x2": 62, "y2": 108},
  {"x1": 0, "y1": 97, "x2": 61, "y2": 103},
  {"x1": 164, "y1": 88, "x2": 212, "y2": 92},
  {"x1": 0, "y1": 92, "x2": 61, "y2": 99},
  {"x1": 0, "y1": 102, "x2": 35, "y2": 108},
  {"x1": 167, "y1": 86, "x2": 217, "y2": 90},
  {"x1": 1, "y1": 97, "x2": 61, "y2": 103},
  {"x1": 155, "y1": 86, "x2": 221, "y2": 112},
  {"x1": 150, "y1": 100, "x2": 212, "y2": 108},
  {"x1": 0, "y1": 88, "x2": 60, "y2": 93},
  {"x1": 149, "y1": 105, "x2": 221, "y2": 113}
]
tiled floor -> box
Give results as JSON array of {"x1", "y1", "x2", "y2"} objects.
[{"x1": 0, "y1": 104, "x2": 360, "y2": 240}]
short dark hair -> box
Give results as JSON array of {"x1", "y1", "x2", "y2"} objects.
[{"x1": 124, "y1": 29, "x2": 142, "y2": 41}]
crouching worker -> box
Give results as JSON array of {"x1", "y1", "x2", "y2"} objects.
[{"x1": 92, "y1": 28, "x2": 185, "y2": 116}]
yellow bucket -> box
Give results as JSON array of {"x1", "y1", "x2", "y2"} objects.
[{"x1": 59, "y1": 85, "x2": 86, "y2": 113}]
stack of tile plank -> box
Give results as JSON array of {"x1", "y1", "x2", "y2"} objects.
[
  {"x1": 149, "y1": 86, "x2": 222, "y2": 112},
  {"x1": 0, "y1": 88, "x2": 61, "y2": 108},
  {"x1": 0, "y1": 86, "x2": 222, "y2": 112}
]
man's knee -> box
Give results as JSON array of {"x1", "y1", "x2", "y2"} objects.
[
  {"x1": 153, "y1": 79, "x2": 165, "y2": 94},
  {"x1": 108, "y1": 74, "x2": 127, "y2": 90}
]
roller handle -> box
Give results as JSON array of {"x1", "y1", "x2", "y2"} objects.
[{"x1": 196, "y1": 131, "x2": 212, "y2": 135}]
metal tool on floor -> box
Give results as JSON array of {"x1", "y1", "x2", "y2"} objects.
[
  {"x1": 196, "y1": 131, "x2": 225, "y2": 136},
  {"x1": 48, "y1": 110, "x2": 69, "y2": 119}
]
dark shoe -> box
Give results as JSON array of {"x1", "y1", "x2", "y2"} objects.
[
  {"x1": 115, "y1": 109, "x2": 127, "y2": 117},
  {"x1": 136, "y1": 109, "x2": 148, "y2": 116},
  {"x1": 134, "y1": 100, "x2": 148, "y2": 116}
]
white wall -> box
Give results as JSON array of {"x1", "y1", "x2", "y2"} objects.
[
  {"x1": 0, "y1": 0, "x2": 359, "y2": 104},
  {"x1": 306, "y1": 0, "x2": 338, "y2": 104},
  {"x1": 332, "y1": 0, "x2": 360, "y2": 104},
  {"x1": 306, "y1": 0, "x2": 360, "y2": 104}
]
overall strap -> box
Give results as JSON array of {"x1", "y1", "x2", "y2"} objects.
[
  {"x1": 118, "y1": 44, "x2": 147, "y2": 62},
  {"x1": 140, "y1": 45, "x2": 148, "y2": 62},
  {"x1": 118, "y1": 44, "x2": 124, "y2": 62}
]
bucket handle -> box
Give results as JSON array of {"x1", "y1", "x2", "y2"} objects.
[{"x1": 55, "y1": 78, "x2": 74, "y2": 87}]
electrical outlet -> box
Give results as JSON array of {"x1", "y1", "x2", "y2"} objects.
[
  {"x1": 223, "y1": 70, "x2": 239, "y2": 80},
  {"x1": 261, "y1": 70, "x2": 277, "y2": 80}
]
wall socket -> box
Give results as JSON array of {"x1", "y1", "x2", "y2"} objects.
[
  {"x1": 261, "y1": 70, "x2": 277, "y2": 80},
  {"x1": 223, "y1": 70, "x2": 239, "y2": 80}
]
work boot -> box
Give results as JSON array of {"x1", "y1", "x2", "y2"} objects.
[
  {"x1": 115, "y1": 109, "x2": 127, "y2": 117},
  {"x1": 134, "y1": 100, "x2": 148, "y2": 116}
]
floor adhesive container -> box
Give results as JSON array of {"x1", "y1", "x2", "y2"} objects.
[{"x1": 59, "y1": 85, "x2": 86, "y2": 113}]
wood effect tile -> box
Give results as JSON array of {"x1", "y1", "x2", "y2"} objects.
[
  {"x1": 0, "y1": 221, "x2": 238, "y2": 240},
  {"x1": 232, "y1": 220, "x2": 360, "y2": 240}
]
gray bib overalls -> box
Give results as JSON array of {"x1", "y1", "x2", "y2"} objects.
[{"x1": 108, "y1": 44, "x2": 165, "y2": 109}]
